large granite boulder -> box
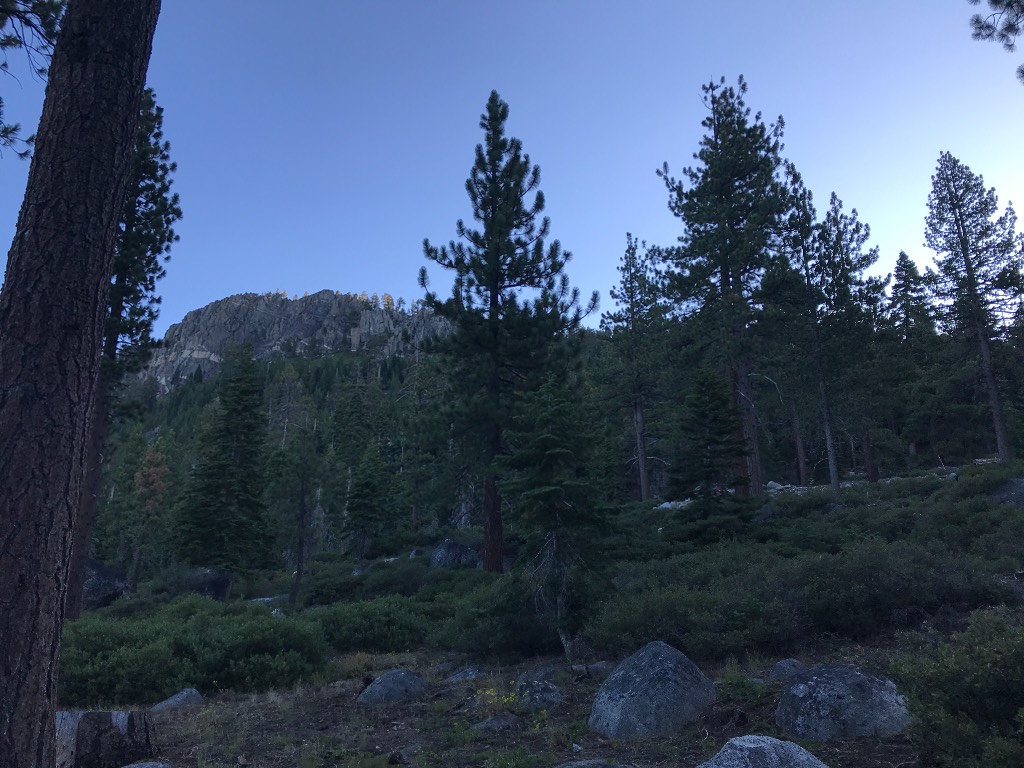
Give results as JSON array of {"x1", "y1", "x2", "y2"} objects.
[
  {"x1": 82, "y1": 559, "x2": 128, "y2": 611},
  {"x1": 356, "y1": 669, "x2": 427, "y2": 705},
  {"x1": 775, "y1": 664, "x2": 911, "y2": 741},
  {"x1": 430, "y1": 539, "x2": 480, "y2": 568},
  {"x1": 588, "y1": 640, "x2": 715, "y2": 739},
  {"x1": 696, "y1": 735, "x2": 830, "y2": 767},
  {"x1": 56, "y1": 710, "x2": 157, "y2": 768}
]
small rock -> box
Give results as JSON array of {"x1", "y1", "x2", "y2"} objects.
[
  {"x1": 430, "y1": 539, "x2": 481, "y2": 568},
  {"x1": 357, "y1": 670, "x2": 427, "y2": 706},
  {"x1": 151, "y1": 687, "x2": 204, "y2": 713},
  {"x1": 445, "y1": 666, "x2": 487, "y2": 683},
  {"x1": 571, "y1": 661, "x2": 615, "y2": 680},
  {"x1": 515, "y1": 679, "x2": 562, "y2": 712},
  {"x1": 471, "y1": 712, "x2": 522, "y2": 733}
]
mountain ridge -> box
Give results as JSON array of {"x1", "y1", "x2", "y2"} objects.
[{"x1": 144, "y1": 289, "x2": 443, "y2": 392}]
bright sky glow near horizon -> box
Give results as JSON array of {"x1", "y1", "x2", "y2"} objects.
[{"x1": 1, "y1": 1, "x2": 1023, "y2": 338}]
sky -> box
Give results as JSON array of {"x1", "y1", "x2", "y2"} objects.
[{"x1": 1, "y1": 1, "x2": 1023, "y2": 338}]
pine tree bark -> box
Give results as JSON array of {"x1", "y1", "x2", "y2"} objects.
[
  {"x1": 482, "y1": 471, "x2": 504, "y2": 573},
  {"x1": 975, "y1": 320, "x2": 1012, "y2": 461},
  {"x1": 790, "y1": 402, "x2": 810, "y2": 486},
  {"x1": 632, "y1": 395, "x2": 650, "y2": 501},
  {"x1": 0, "y1": 1, "x2": 160, "y2": 765},
  {"x1": 819, "y1": 377, "x2": 841, "y2": 501}
]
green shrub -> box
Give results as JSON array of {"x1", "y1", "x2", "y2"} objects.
[
  {"x1": 309, "y1": 595, "x2": 429, "y2": 652},
  {"x1": 585, "y1": 582, "x2": 800, "y2": 660},
  {"x1": 427, "y1": 573, "x2": 562, "y2": 659},
  {"x1": 797, "y1": 538, "x2": 1009, "y2": 637},
  {"x1": 60, "y1": 595, "x2": 327, "y2": 706},
  {"x1": 893, "y1": 607, "x2": 1024, "y2": 767}
]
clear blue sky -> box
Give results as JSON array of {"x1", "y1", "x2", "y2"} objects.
[{"x1": 1, "y1": 1, "x2": 1022, "y2": 337}]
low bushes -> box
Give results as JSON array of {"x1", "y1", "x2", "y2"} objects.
[
  {"x1": 308, "y1": 595, "x2": 429, "y2": 652},
  {"x1": 60, "y1": 595, "x2": 327, "y2": 706},
  {"x1": 894, "y1": 607, "x2": 1024, "y2": 767}
]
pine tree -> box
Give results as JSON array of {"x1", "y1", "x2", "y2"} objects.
[
  {"x1": 881, "y1": 252, "x2": 942, "y2": 461},
  {"x1": 0, "y1": 0, "x2": 160, "y2": 762},
  {"x1": 968, "y1": 0, "x2": 1024, "y2": 84},
  {"x1": 890, "y1": 251, "x2": 937, "y2": 342},
  {"x1": 178, "y1": 346, "x2": 270, "y2": 571},
  {"x1": 67, "y1": 86, "x2": 182, "y2": 617},
  {"x1": 502, "y1": 372, "x2": 601, "y2": 652},
  {"x1": 345, "y1": 440, "x2": 389, "y2": 560},
  {"x1": 925, "y1": 151, "x2": 1022, "y2": 460},
  {"x1": 600, "y1": 234, "x2": 667, "y2": 500},
  {"x1": 421, "y1": 90, "x2": 596, "y2": 572},
  {"x1": 673, "y1": 367, "x2": 747, "y2": 515},
  {"x1": 659, "y1": 76, "x2": 792, "y2": 495},
  {"x1": 264, "y1": 364, "x2": 322, "y2": 603}
]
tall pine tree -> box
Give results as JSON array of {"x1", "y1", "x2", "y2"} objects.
[
  {"x1": 925, "y1": 151, "x2": 1022, "y2": 461},
  {"x1": 659, "y1": 76, "x2": 791, "y2": 495},
  {"x1": 421, "y1": 91, "x2": 596, "y2": 572},
  {"x1": 178, "y1": 346, "x2": 270, "y2": 572},
  {"x1": 600, "y1": 234, "x2": 667, "y2": 500}
]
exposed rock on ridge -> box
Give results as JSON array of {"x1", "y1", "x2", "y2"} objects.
[{"x1": 144, "y1": 290, "x2": 445, "y2": 392}]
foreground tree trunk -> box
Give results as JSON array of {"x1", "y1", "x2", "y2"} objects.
[{"x1": 0, "y1": 1, "x2": 161, "y2": 765}]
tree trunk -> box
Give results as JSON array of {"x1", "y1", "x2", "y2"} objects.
[
  {"x1": 863, "y1": 429, "x2": 880, "y2": 483},
  {"x1": 0, "y1": 2, "x2": 160, "y2": 765},
  {"x1": 128, "y1": 545, "x2": 144, "y2": 593},
  {"x1": 819, "y1": 377, "x2": 841, "y2": 501},
  {"x1": 790, "y1": 402, "x2": 810, "y2": 486},
  {"x1": 481, "y1": 473, "x2": 504, "y2": 573},
  {"x1": 632, "y1": 395, "x2": 650, "y2": 501},
  {"x1": 289, "y1": 477, "x2": 308, "y2": 606},
  {"x1": 976, "y1": 322, "x2": 1013, "y2": 461},
  {"x1": 735, "y1": 362, "x2": 763, "y2": 496}
]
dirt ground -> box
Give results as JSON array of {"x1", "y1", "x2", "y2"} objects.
[{"x1": 151, "y1": 650, "x2": 920, "y2": 768}]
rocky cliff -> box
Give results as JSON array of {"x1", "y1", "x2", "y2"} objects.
[{"x1": 144, "y1": 290, "x2": 444, "y2": 392}]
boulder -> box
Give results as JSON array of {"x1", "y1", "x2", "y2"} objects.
[
  {"x1": 430, "y1": 538, "x2": 480, "y2": 568},
  {"x1": 82, "y1": 559, "x2": 128, "y2": 611},
  {"x1": 695, "y1": 735, "x2": 830, "y2": 768},
  {"x1": 553, "y1": 761, "x2": 630, "y2": 768},
  {"x1": 119, "y1": 763, "x2": 173, "y2": 768},
  {"x1": 515, "y1": 679, "x2": 562, "y2": 711},
  {"x1": 775, "y1": 664, "x2": 911, "y2": 741},
  {"x1": 445, "y1": 666, "x2": 487, "y2": 683},
  {"x1": 571, "y1": 661, "x2": 615, "y2": 680},
  {"x1": 767, "y1": 659, "x2": 807, "y2": 686},
  {"x1": 56, "y1": 710, "x2": 157, "y2": 768},
  {"x1": 471, "y1": 712, "x2": 522, "y2": 732},
  {"x1": 151, "y1": 687, "x2": 204, "y2": 713},
  {"x1": 993, "y1": 478, "x2": 1024, "y2": 505},
  {"x1": 587, "y1": 640, "x2": 715, "y2": 739},
  {"x1": 189, "y1": 567, "x2": 233, "y2": 601},
  {"x1": 356, "y1": 669, "x2": 427, "y2": 705}
]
